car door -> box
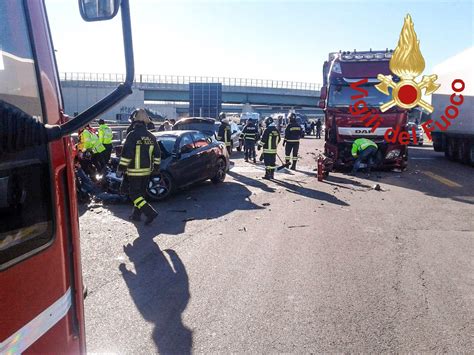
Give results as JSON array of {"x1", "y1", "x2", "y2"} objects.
[
  {"x1": 191, "y1": 131, "x2": 213, "y2": 179},
  {"x1": 169, "y1": 133, "x2": 200, "y2": 186}
]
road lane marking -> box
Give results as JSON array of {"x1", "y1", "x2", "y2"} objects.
[{"x1": 422, "y1": 171, "x2": 462, "y2": 188}]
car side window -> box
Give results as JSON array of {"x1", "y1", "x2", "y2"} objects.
[
  {"x1": 179, "y1": 134, "x2": 195, "y2": 153},
  {"x1": 192, "y1": 132, "x2": 210, "y2": 149}
]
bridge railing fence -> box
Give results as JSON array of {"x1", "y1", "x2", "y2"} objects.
[{"x1": 60, "y1": 72, "x2": 321, "y2": 92}]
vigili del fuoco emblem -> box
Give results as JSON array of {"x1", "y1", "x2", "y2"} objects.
[{"x1": 375, "y1": 14, "x2": 440, "y2": 113}]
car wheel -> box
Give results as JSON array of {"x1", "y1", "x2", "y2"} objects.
[
  {"x1": 147, "y1": 172, "x2": 174, "y2": 201},
  {"x1": 211, "y1": 158, "x2": 227, "y2": 184}
]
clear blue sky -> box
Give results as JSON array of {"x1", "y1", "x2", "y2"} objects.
[{"x1": 46, "y1": 0, "x2": 473, "y2": 84}]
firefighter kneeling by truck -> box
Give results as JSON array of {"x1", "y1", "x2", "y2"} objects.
[{"x1": 116, "y1": 109, "x2": 161, "y2": 225}]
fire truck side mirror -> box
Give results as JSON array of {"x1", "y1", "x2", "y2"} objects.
[
  {"x1": 318, "y1": 100, "x2": 326, "y2": 109},
  {"x1": 79, "y1": 0, "x2": 120, "y2": 22},
  {"x1": 320, "y1": 86, "x2": 328, "y2": 100}
]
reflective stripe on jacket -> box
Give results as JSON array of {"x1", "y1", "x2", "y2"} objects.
[
  {"x1": 284, "y1": 122, "x2": 302, "y2": 143},
  {"x1": 217, "y1": 123, "x2": 231, "y2": 147},
  {"x1": 98, "y1": 124, "x2": 113, "y2": 145},
  {"x1": 118, "y1": 123, "x2": 161, "y2": 176},
  {"x1": 351, "y1": 138, "x2": 378, "y2": 157},
  {"x1": 242, "y1": 123, "x2": 258, "y2": 142},
  {"x1": 259, "y1": 125, "x2": 280, "y2": 154},
  {"x1": 79, "y1": 129, "x2": 105, "y2": 154}
]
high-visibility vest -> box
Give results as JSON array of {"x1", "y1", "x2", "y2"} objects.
[
  {"x1": 79, "y1": 129, "x2": 105, "y2": 154},
  {"x1": 98, "y1": 124, "x2": 113, "y2": 145},
  {"x1": 351, "y1": 138, "x2": 377, "y2": 157}
]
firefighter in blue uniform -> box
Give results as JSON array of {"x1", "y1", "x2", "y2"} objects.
[
  {"x1": 241, "y1": 118, "x2": 259, "y2": 163},
  {"x1": 258, "y1": 116, "x2": 280, "y2": 179},
  {"x1": 216, "y1": 112, "x2": 232, "y2": 155},
  {"x1": 117, "y1": 109, "x2": 161, "y2": 225},
  {"x1": 283, "y1": 112, "x2": 302, "y2": 170}
]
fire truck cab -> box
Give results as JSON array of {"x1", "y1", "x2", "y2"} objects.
[
  {"x1": 319, "y1": 50, "x2": 408, "y2": 170},
  {"x1": 0, "y1": 1, "x2": 134, "y2": 353}
]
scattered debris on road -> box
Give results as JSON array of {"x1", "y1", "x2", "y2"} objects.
[
  {"x1": 262, "y1": 202, "x2": 271, "y2": 206},
  {"x1": 288, "y1": 225, "x2": 309, "y2": 229},
  {"x1": 373, "y1": 184, "x2": 381, "y2": 191}
]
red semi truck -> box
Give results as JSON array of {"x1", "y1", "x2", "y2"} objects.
[
  {"x1": 319, "y1": 50, "x2": 409, "y2": 171},
  {"x1": 0, "y1": 0, "x2": 134, "y2": 353}
]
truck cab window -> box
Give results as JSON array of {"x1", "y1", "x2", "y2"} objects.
[{"x1": 0, "y1": 2, "x2": 54, "y2": 269}]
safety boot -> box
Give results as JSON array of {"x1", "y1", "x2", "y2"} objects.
[
  {"x1": 270, "y1": 170, "x2": 275, "y2": 179},
  {"x1": 253, "y1": 158, "x2": 257, "y2": 163},
  {"x1": 129, "y1": 207, "x2": 141, "y2": 222},
  {"x1": 263, "y1": 170, "x2": 271, "y2": 180},
  {"x1": 291, "y1": 161, "x2": 297, "y2": 170},
  {"x1": 142, "y1": 204, "x2": 158, "y2": 225}
]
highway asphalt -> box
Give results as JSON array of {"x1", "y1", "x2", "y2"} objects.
[{"x1": 79, "y1": 137, "x2": 473, "y2": 353}]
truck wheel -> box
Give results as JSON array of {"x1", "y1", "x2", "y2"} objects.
[
  {"x1": 445, "y1": 138, "x2": 456, "y2": 160},
  {"x1": 458, "y1": 140, "x2": 471, "y2": 164},
  {"x1": 469, "y1": 144, "x2": 474, "y2": 167}
]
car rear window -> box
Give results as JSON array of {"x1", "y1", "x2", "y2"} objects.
[{"x1": 174, "y1": 122, "x2": 215, "y2": 136}]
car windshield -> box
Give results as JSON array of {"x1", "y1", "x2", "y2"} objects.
[
  {"x1": 157, "y1": 136, "x2": 177, "y2": 155},
  {"x1": 328, "y1": 84, "x2": 393, "y2": 107}
]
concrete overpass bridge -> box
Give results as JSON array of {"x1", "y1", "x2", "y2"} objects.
[{"x1": 60, "y1": 73, "x2": 322, "y2": 120}]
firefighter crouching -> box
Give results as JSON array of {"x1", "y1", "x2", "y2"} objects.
[
  {"x1": 258, "y1": 116, "x2": 280, "y2": 180},
  {"x1": 351, "y1": 138, "x2": 378, "y2": 176},
  {"x1": 283, "y1": 112, "x2": 302, "y2": 170},
  {"x1": 116, "y1": 109, "x2": 160, "y2": 225},
  {"x1": 242, "y1": 118, "x2": 258, "y2": 163},
  {"x1": 78, "y1": 124, "x2": 107, "y2": 173},
  {"x1": 98, "y1": 118, "x2": 114, "y2": 163},
  {"x1": 217, "y1": 112, "x2": 232, "y2": 155}
]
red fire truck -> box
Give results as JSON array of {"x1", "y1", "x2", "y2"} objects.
[
  {"x1": 0, "y1": 0, "x2": 134, "y2": 353},
  {"x1": 319, "y1": 50, "x2": 408, "y2": 171}
]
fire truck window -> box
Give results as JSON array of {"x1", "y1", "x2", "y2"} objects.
[
  {"x1": 328, "y1": 84, "x2": 393, "y2": 108},
  {"x1": 0, "y1": 2, "x2": 54, "y2": 269}
]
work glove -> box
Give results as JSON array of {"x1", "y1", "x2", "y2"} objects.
[
  {"x1": 115, "y1": 170, "x2": 123, "y2": 178},
  {"x1": 257, "y1": 145, "x2": 261, "y2": 151}
]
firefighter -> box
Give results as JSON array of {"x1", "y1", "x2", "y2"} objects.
[
  {"x1": 258, "y1": 116, "x2": 280, "y2": 179},
  {"x1": 78, "y1": 124, "x2": 106, "y2": 173},
  {"x1": 315, "y1": 118, "x2": 322, "y2": 139},
  {"x1": 217, "y1": 112, "x2": 232, "y2": 155},
  {"x1": 242, "y1": 118, "x2": 258, "y2": 163},
  {"x1": 351, "y1": 138, "x2": 378, "y2": 175},
  {"x1": 283, "y1": 112, "x2": 302, "y2": 170},
  {"x1": 116, "y1": 109, "x2": 161, "y2": 225},
  {"x1": 98, "y1": 119, "x2": 113, "y2": 163}
]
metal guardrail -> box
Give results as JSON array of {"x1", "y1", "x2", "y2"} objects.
[{"x1": 60, "y1": 72, "x2": 321, "y2": 91}]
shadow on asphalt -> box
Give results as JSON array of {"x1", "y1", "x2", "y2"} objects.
[
  {"x1": 228, "y1": 170, "x2": 277, "y2": 193},
  {"x1": 270, "y1": 178, "x2": 350, "y2": 206},
  {"x1": 119, "y1": 238, "x2": 191, "y2": 354},
  {"x1": 105, "y1": 180, "x2": 264, "y2": 237}
]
